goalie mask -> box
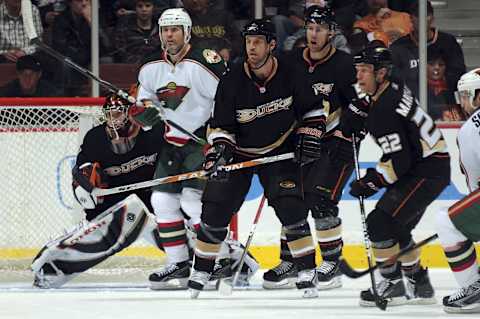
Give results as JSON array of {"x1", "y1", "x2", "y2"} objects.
[
  {"x1": 456, "y1": 68, "x2": 480, "y2": 115},
  {"x1": 103, "y1": 94, "x2": 140, "y2": 154}
]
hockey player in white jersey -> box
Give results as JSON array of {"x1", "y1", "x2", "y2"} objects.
[
  {"x1": 128, "y1": 8, "x2": 235, "y2": 289},
  {"x1": 436, "y1": 69, "x2": 480, "y2": 313}
]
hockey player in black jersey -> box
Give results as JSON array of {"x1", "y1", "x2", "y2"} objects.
[
  {"x1": 347, "y1": 45, "x2": 451, "y2": 306},
  {"x1": 263, "y1": 6, "x2": 358, "y2": 291},
  {"x1": 187, "y1": 18, "x2": 321, "y2": 298},
  {"x1": 31, "y1": 94, "x2": 166, "y2": 288}
]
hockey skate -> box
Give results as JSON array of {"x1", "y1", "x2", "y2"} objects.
[
  {"x1": 359, "y1": 275, "x2": 408, "y2": 307},
  {"x1": 316, "y1": 260, "x2": 342, "y2": 290},
  {"x1": 188, "y1": 269, "x2": 211, "y2": 299},
  {"x1": 405, "y1": 268, "x2": 436, "y2": 305},
  {"x1": 204, "y1": 258, "x2": 233, "y2": 291},
  {"x1": 262, "y1": 261, "x2": 298, "y2": 289},
  {"x1": 443, "y1": 278, "x2": 480, "y2": 313},
  {"x1": 296, "y1": 268, "x2": 319, "y2": 298},
  {"x1": 149, "y1": 261, "x2": 190, "y2": 290}
]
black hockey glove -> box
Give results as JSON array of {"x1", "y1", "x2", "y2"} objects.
[
  {"x1": 349, "y1": 168, "x2": 387, "y2": 199},
  {"x1": 325, "y1": 133, "x2": 354, "y2": 163},
  {"x1": 203, "y1": 141, "x2": 235, "y2": 182},
  {"x1": 294, "y1": 116, "x2": 326, "y2": 165},
  {"x1": 341, "y1": 86, "x2": 371, "y2": 138}
]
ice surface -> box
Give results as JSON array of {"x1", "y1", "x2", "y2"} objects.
[{"x1": 0, "y1": 269, "x2": 474, "y2": 319}]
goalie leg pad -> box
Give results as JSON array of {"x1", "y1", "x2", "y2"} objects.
[{"x1": 31, "y1": 194, "x2": 157, "y2": 288}]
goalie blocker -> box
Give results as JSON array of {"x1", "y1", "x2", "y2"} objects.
[{"x1": 31, "y1": 194, "x2": 162, "y2": 288}]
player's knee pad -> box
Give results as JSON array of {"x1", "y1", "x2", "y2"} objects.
[
  {"x1": 436, "y1": 207, "x2": 468, "y2": 246},
  {"x1": 269, "y1": 196, "x2": 308, "y2": 226},
  {"x1": 31, "y1": 194, "x2": 156, "y2": 288},
  {"x1": 310, "y1": 196, "x2": 341, "y2": 230},
  {"x1": 179, "y1": 187, "x2": 202, "y2": 225},
  {"x1": 366, "y1": 208, "x2": 396, "y2": 242},
  {"x1": 150, "y1": 191, "x2": 182, "y2": 220}
]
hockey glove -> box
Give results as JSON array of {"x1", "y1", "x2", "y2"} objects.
[
  {"x1": 294, "y1": 116, "x2": 326, "y2": 165},
  {"x1": 349, "y1": 168, "x2": 387, "y2": 198},
  {"x1": 203, "y1": 141, "x2": 235, "y2": 182},
  {"x1": 128, "y1": 100, "x2": 163, "y2": 127},
  {"x1": 340, "y1": 84, "x2": 371, "y2": 138},
  {"x1": 325, "y1": 133, "x2": 354, "y2": 163},
  {"x1": 72, "y1": 162, "x2": 108, "y2": 209}
]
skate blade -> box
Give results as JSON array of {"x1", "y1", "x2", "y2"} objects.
[
  {"x1": 218, "y1": 279, "x2": 233, "y2": 295},
  {"x1": 149, "y1": 278, "x2": 189, "y2": 290},
  {"x1": 407, "y1": 296, "x2": 437, "y2": 305},
  {"x1": 444, "y1": 303, "x2": 480, "y2": 314},
  {"x1": 316, "y1": 277, "x2": 342, "y2": 291},
  {"x1": 359, "y1": 296, "x2": 408, "y2": 307},
  {"x1": 302, "y1": 287, "x2": 319, "y2": 298},
  {"x1": 189, "y1": 288, "x2": 201, "y2": 299},
  {"x1": 262, "y1": 278, "x2": 296, "y2": 290}
]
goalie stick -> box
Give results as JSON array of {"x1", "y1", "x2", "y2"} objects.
[
  {"x1": 351, "y1": 134, "x2": 387, "y2": 311},
  {"x1": 92, "y1": 153, "x2": 294, "y2": 197},
  {"x1": 339, "y1": 234, "x2": 438, "y2": 279},
  {"x1": 218, "y1": 195, "x2": 266, "y2": 295},
  {"x1": 20, "y1": 0, "x2": 206, "y2": 146}
]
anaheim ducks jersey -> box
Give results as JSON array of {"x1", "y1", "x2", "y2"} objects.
[
  {"x1": 287, "y1": 46, "x2": 357, "y2": 134},
  {"x1": 208, "y1": 57, "x2": 316, "y2": 157},
  {"x1": 75, "y1": 124, "x2": 165, "y2": 219},
  {"x1": 457, "y1": 108, "x2": 480, "y2": 192},
  {"x1": 137, "y1": 46, "x2": 226, "y2": 146},
  {"x1": 367, "y1": 81, "x2": 450, "y2": 184}
]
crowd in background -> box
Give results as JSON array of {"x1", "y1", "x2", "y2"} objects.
[{"x1": 0, "y1": 0, "x2": 468, "y2": 121}]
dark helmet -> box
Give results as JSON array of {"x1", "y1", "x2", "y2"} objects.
[
  {"x1": 353, "y1": 45, "x2": 393, "y2": 71},
  {"x1": 241, "y1": 18, "x2": 276, "y2": 43},
  {"x1": 103, "y1": 93, "x2": 132, "y2": 130},
  {"x1": 304, "y1": 5, "x2": 337, "y2": 30}
]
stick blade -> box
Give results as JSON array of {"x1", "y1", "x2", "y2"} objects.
[{"x1": 338, "y1": 258, "x2": 367, "y2": 279}]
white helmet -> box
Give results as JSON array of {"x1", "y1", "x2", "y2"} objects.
[
  {"x1": 158, "y1": 8, "x2": 192, "y2": 45},
  {"x1": 457, "y1": 68, "x2": 480, "y2": 109}
]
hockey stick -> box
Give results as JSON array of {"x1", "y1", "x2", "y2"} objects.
[
  {"x1": 218, "y1": 195, "x2": 266, "y2": 295},
  {"x1": 351, "y1": 134, "x2": 387, "y2": 311},
  {"x1": 20, "y1": 0, "x2": 206, "y2": 146},
  {"x1": 92, "y1": 152, "x2": 294, "y2": 197},
  {"x1": 339, "y1": 234, "x2": 438, "y2": 279}
]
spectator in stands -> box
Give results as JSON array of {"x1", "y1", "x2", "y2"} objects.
[
  {"x1": 350, "y1": 0, "x2": 411, "y2": 50},
  {"x1": 0, "y1": 55, "x2": 61, "y2": 97},
  {"x1": 390, "y1": 0, "x2": 466, "y2": 97},
  {"x1": 113, "y1": 0, "x2": 161, "y2": 64},
  {"x1": 0, "y1": 0, "x2": 44, "y2": 63},
  {"x1": 33, "y1": 0, "x2": 67, "y2": 29},
  {"x1": 51, "y1": 0, "x2": 112, "y2": 95},
  {"x1": 182, "y1": 0, "x2": 240, "y2": 62},
  {"x1": 283, "y1": 3, "x2": 351, "y2": 53},
  {"x1": 426, "y1": 47, "x2": 462, "y2": 121}
]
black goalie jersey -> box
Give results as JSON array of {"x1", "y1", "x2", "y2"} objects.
[
  {"x1": 207, "y1": 57, "x2": 317, "y2": 157},
  {"x1": 75, "y1": 124, "x2": 165, "y2": 219},
  {"x1": 367, "y1": 81, "x2": 450, "y2": 184}
]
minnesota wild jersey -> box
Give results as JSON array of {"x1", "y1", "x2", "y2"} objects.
[{"x1": 137, "y1": 46, "x2": 227, "y2": 146}]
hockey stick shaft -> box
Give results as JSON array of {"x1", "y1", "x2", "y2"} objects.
[
  {"x1": 92, "y1": 152, "x2": 294, "y2": 197},
  {"x1": 20, "y1": 0, "x2": 206, "y2": 146},
  {"x1": 340, "y1": 233, "x2": 438, "y2": 279},
  {"x1": 231, "y1": 195, "x2": 266, "y2": 286},
  {"x1": 351, "y1": 134, "x2": 387, "y2": 311}
]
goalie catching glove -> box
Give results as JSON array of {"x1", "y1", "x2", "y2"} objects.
[
  {"x1": 294, "y1": 115, "x2": 326, "y2": 165},
  {"x1": 72, "y1": 162, "x2": 108, "y2": 209},
  {"x1": 349, "y1": 168, "x2": 387, "y2": 198},
  {"x1": 203, "y1": 140, "x2": 235, "y2": 182}
]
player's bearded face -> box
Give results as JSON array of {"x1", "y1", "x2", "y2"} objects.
[
  {"x1": 245, "y1": 35, "x2": 272, "y2": 68},
  {"x1": 161, "y1": 26, "x2": 186, "y2": 55},
  {"x1": 306, "y1": 23, "x2": 331, "y2": 51},
  {"x1": 355, "y1": 64, "x2": 376, "y2": 95}
]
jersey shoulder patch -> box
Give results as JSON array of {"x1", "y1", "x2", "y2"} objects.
[{"x1": 187, "y1": 47, "x2": 227, "y2": 78}]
